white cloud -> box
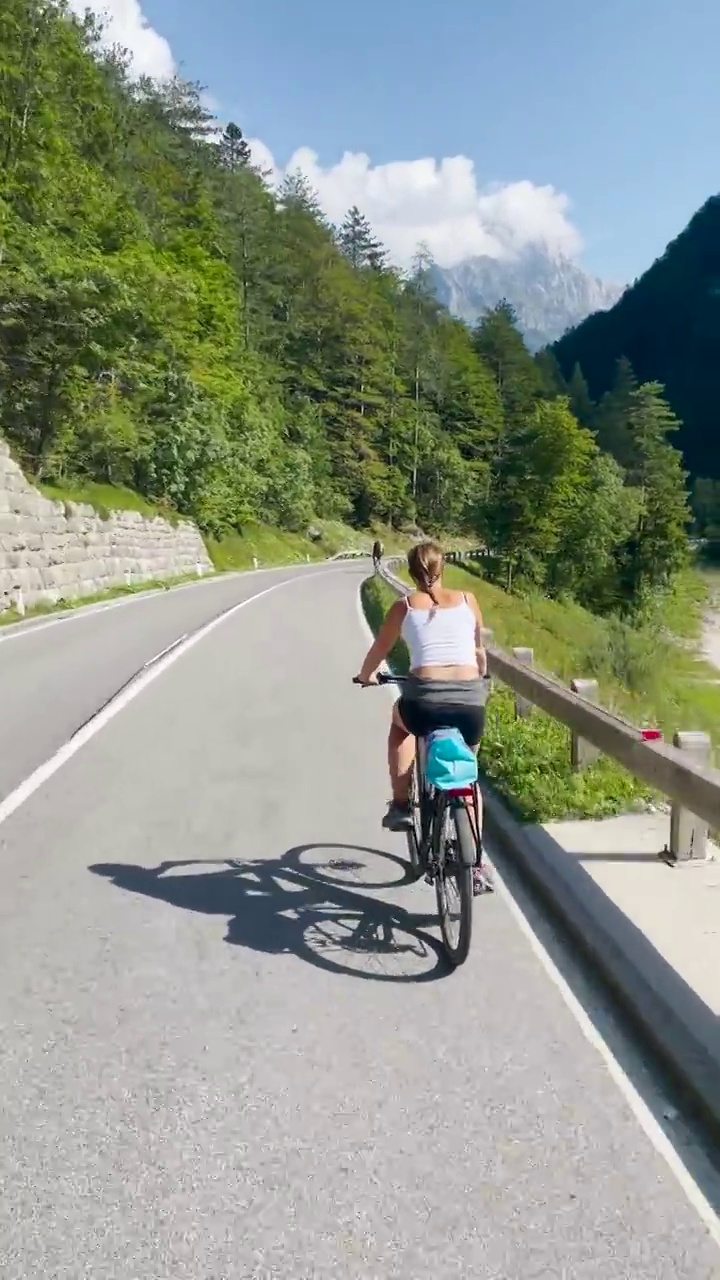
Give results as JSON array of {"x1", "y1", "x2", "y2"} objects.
[
  {"x1": 67, "y1": 0, "x2": 175, "y2": 80},
  {"x1": 250, "y1": 142, "x2": 583, "y2": 269},
  {"x1": 68, "y1": 0, "x2": 583, "y2": 269}
]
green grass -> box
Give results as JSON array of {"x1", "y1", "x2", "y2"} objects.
[
  {"x1": 207, "y1": 520, "x2": 360, "y2": 571},
  {"x1": 361, "y1": 577, "x2": 411, "y2": 676},
  {"x1": 38, "y1": 480, "x2": 179, "y2": 524},
  {"x1": 207, "y1": 519, "x2": 415, "y2": 572},
  {"x1": 478, "y1": 689, "x2": 654, "y2": 822},
  {"x1": 360, "y1": 570, "x2": 719, "y2": 823},
  {"x1": 659, "y1": 568, "x2": 710, "y2": 640}
]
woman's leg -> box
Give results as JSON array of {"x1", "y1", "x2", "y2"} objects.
[
  {"x1": 468, "y1": 746, "x2": 483, "y2": 831},
  {"x1": 389, "y1": 702, "x2": 415, "y2": 804},
  {"x1": 457, "y1": 701, "x2": 493, "y2": 891}
]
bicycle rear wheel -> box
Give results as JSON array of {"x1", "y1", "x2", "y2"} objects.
[{"x1": 433, "y1": 798, "x2": 474, "y2": 967}]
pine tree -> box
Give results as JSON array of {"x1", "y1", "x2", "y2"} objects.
[
  {"x1": 567, "y1": 363, "x2": 594, "y2": 426},
  {"x1": 219, "y1": 122, "x2": 251, "y2": 171},
  {"x1": 401, "y1": 245, "x2": 443, "y2": 503},
  {"x1": 592, "y1": 356, "x2": 636, "y2": 467},
  {"x1": 535, "y1": 348, "x2": 567, "y2": 398},
  {"x1": 547, "y1": 452, "x2": 640, "y2": 608},
  {"x1": 472, "y1": 301, "x2": 543, "y2": 428},
  {"x1": 337, "y1": 206, "x2": 386, "y2": 270},
  {"x1": 621, "y1": 381, "x2": 690, "y2": 603},
  {"x1": 691, "y1": 478, "x2": 720, "y2": 539},
  {"x1": 0, "y1": 0, "x2": 695, "y2": 610},
  {"x1": 278, "y1": 170, "x2": 325, "y2": 219},
  {"x1": 478, "y1": 398, "x2": 596, "y2": 589}
]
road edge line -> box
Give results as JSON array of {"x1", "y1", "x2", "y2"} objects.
[
  {"x1": 0, "y1": 558, "x2": 331, "y2": 647},
  {"x1": 0, "y1": 567, "x2": 344, "y2": 831}
]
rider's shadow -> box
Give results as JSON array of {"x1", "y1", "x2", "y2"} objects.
[{"x1": 89, "y1": 845, "x2": 450, "y2": 983}]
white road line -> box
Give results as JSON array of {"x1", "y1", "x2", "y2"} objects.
[
  {"x1": 0, "y1": 560, "x2": 329, "y2": 648},
  {"x1": 354, "y1": 581, "x2": 720, "y2": 1247},
  {"x1": 0, "y1": 568, "x2": 342, "y2": 831},
  {"x1": 0, "y1": 572, "x2": 227, "y2": 646},
  {"x1": 493, "y1": 869, "x2": 720, "y2": 1245}
]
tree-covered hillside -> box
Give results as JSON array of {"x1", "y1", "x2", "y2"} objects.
[
  {"x1": 0, "y1": 1, "x2": 690, "y2": 614},
  {"x1": 552, "y1": 196, "x2": 720, "y2": 483}
]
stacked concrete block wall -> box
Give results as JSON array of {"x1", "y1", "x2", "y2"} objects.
[{"x1": 0, "y1": 441, "x2": 213, "y2": 613}]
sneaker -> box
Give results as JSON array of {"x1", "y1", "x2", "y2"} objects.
[
  {"x1": 473, "y1": 860, "x2": 494, "y2": 895},
  {"x1": 382, "y1": 801, "x2": 413, "y2": 832}
]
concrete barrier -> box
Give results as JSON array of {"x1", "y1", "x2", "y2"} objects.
[{"x1": 0, "y1": 440, "x2": 212, "y2": 612}]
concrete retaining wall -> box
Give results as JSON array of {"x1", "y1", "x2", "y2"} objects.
[{"x1": 0, "y1": 440, "x2": 213, "y2": 613}]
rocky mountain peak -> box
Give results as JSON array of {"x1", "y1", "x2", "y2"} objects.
[{"x1": 431, "y1": 249, "x2": 623, "y2": 351}]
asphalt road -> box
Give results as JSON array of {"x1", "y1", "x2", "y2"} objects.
[
  {"x1": 0, "y1": 563, "x2": 326, "y2": 801},
  {"x1": 0, "y1": 564, "x2": 719, "y2": 1278}
]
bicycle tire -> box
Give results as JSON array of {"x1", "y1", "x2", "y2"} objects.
[{"x1": 434, "y1": 799, "x2": 474, "y2": 967}]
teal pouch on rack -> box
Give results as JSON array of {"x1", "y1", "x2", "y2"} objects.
[{"x1": 425, "y1": 729, "x2": 478, "y2": 791}]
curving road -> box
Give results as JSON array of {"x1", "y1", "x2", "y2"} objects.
[
  {"x1": 0, "y1": 563, "x2": 325, "y2": 801},
  {"x1": 0, "y1": 563, "x2": 719, "y2": 1277}
]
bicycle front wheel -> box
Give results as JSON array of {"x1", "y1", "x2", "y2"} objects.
[{"x1": 434, "y1": 799, "x2": 474, "y2": 967}]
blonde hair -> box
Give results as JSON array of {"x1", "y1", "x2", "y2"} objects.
[{"x1": 407, "y1": 540, "x2": 444, "y2": 604}]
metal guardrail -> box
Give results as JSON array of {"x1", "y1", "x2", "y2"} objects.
[{"x1": 377, "y1": 559, "x2": 719, "y2": 863}]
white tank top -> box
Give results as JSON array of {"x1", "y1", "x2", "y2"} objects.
[{"x1": 401, "y1": 594, "x2": 477, "y2": 670}]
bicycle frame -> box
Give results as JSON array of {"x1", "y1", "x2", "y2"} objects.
[
  {"x1": 351, "y1": 670, "x2": 482, "y2": 867},
  {"x1": 414, "y1": 734, "x2": 481, "y2": 872},
  {"x1": 353, "y1": 668, "x2": 484, "y2": 964}
]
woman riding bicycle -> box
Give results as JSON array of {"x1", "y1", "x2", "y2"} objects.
[{"x1": 355, "y1": 540, "x2": 488, "y2": 832}]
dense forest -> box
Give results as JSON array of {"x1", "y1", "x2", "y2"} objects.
[
  {"x1": 0, "y1": 0, "x2": 691, "y2": 614},
  {"x1": 552, "y1": 196, "x2": 720, "y2": 533}
]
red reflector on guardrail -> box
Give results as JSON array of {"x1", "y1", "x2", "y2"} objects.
[{"x1": 641, "y1": 728, "x2": 662, "y2": 741}]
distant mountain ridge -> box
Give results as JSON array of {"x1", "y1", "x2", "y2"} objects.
[{"x1": 431, "y1": 247, "x2": 624, "y2": 351}]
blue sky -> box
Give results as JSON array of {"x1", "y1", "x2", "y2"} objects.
[{"x1": 84, "y1": 0, "x2": 720, "y2": 283}]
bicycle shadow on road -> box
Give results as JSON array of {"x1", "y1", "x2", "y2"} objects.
[{"x1": 89, "y1": 843, "x2": 451, "y2": 983}]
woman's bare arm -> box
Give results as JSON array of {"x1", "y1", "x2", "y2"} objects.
[
  {"x1": 356, "y1": 599, "x2": 405, "y2": 683},
  {"x1": 467, "y1": 593, "x2": 487, "y2": 677}
]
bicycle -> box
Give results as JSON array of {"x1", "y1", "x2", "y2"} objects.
[{"x1": 353, "y1": 671, "x2": 489, "y2": 966}]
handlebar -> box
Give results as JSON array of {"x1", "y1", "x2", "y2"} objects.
[
  {"x1": 353, "y1": 673, "x2": 490, "y2": 687},
  {"x1": 352, "y1": 672, "x2": 405, "y2": 686}
]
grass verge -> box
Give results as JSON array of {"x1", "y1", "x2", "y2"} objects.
[
  {"x1": 207, "y1": 519, "x2": 415, "y2": 572},
  {"x1": 38, "y1": 480, "x2": 178, "y2": 524},
  {"x1": 361, "y1": 574, "x2": 657, "y2": 824}
]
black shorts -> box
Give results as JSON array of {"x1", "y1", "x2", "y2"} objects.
[{"x1": 398, "y1": 676, "x2": 488, "y2": 747}]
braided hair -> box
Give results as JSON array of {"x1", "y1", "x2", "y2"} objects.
[{"x1": 407, "y1": 540, "x2": 444, "y2": 606}]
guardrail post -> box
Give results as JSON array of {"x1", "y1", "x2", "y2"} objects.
[
  {"x1": 570, "y1": 678, "x2": 600, "y2": 769},
  {"x1": 512, "y1": 647, "x2": 534, "y2": 717},
  {"x1": 669, "y1": 731, "x2": 712, "y2": 862}
]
